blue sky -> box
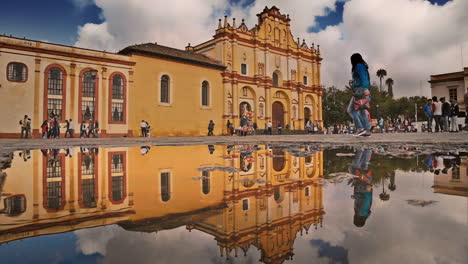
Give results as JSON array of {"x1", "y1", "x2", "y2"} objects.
[{"x1": 0, "y1": 0, "x2": 453, "y2": 46}]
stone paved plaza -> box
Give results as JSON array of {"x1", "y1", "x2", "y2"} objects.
[{"x1": 1, "y1": 132, "x2": 467, "y2": 152}]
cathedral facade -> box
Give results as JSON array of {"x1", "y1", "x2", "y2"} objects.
[
  {"x1": 192, "y1": 6, "x2": 323, "y2": 131},
  {"x1": 0, "y1": 6, "x2": 322, "y2": 137}
]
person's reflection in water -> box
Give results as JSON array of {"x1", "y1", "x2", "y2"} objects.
[
  {"x1": 349, "y1": 149, "x2": 373, "y2": 228},
  {"x1": 140, "y1": 146, "x2": 151, "y2": 155},
  {"x1": 208, "y1": 145, "x2": 215, "y2": 154},
  {"x1": 227, "y1": 145, "x2": 234, "y2": 155}
]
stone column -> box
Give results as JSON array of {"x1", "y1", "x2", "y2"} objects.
[
  {"x1": 33, "y1": 58, "x2": 41, "y2": 137},
  {"x1": 298, "y1": 91, "x2": 304, "y2": 130},
  {"x1": 69, "y1": 63, "x2": 77, "y2": 136},
  {"x1": 265, "y1": 86, "x2": 272, "y2": 121},
  {"x1": 68, "y1": 154, "x2": 76, "y2": 213},
  {"x1": 127, "y1": 70, "x2": 134, "y2": 136},
  {"x1": 232, "y1": 76, "x2": 239, "y2": 127},
  {"x1": 100, "y1": 67, "x2": 108, "y2": 135}
]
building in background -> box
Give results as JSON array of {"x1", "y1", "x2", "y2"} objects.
[
  {"x1": 429, "y1": 67, "x2": 468, "y2": 115},
  {"x1": 0, "y1": 6, "x2": 323, "y2": 137},
  {"x1": 192, "y1": 6, "x2": 323, "y2": 130}
]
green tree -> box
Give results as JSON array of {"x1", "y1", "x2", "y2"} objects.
[
  {"x1": 376, "y1": 69, "x2": 387, "y2": 92},
  {"x1": 385, "y1": 78, "x2": 394, "y2": 98}
]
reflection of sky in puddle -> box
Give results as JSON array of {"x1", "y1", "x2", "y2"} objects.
[{"x1": 0, "y1": 145, "x2": 467, "y2": 264}]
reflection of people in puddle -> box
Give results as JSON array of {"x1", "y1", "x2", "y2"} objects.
[
  {"x1": 349, "y1": 149, "x2": 373, "y2": 228},
  {"x1": 208, "y1": 145, "x2": 215, "y2": 154},
  {"x1": 140, "y1": 146, "x2": 151, "y2": 155},
  {"x1": 18, "y1": 150, "x2": 31, "y2": 162}
]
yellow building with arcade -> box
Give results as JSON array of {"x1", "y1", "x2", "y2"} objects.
[{"x1": 0, "y1": 6, "x2": 322, "y2": 137}]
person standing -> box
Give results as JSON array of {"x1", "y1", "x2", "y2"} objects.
[
  {"x1": 252, "y1": 123, "x2": 258, "y2": 135},
  {"x1": 64, "y1": 119, "x2": 71, "y2": 138},
  {"x1": 277, "y1": 121, "x2": 283, "y2": 135},
  {"x1": 347, "y1": 53, "x2": 371, "y2": 137},
  {"x1": 41, "y1": 120, "x2": 48, "y2": 138},
  {"x1": 94, "y1": 120, "x2": 99, "y2": 137},
  {"x1": 80, "y1": 121, "x2": 88, "y2": 138},
  {"x1": 441, "y1": 97, "x2": 450, "y2": 132},
  {"x1": 208, "y1": 120, "x2": 215, "y2": 136},
  {"x1": 53, "y1": 117, "x2": 60, "y2": 138},
  {"x1": 140, "y1": 120, "x2": 147, "y2": 137},
  {"x1": 19, "y1": 115, "x2": 29, "y2": 138},
  {"x1": 423, "y1": 99, "x2": 433, "y2": 132},
  {"x1": 69, "y1": 119, "x2": 74, "y2": 138},
  {"x1": 26, "y1": 118, "x2": 32, "y2": 139},
  {"x1": 226, "y1": 120, "x2": 232, "y2": 136},
  {"x1": 432, "y1": 96, "x2": 442, "y2": 132},
  {"x1": 87, "y1": 121, "x2": 94, "y2": 138},
  {"x1": 449, "y1": 99, "x2": 459, "y2": 132},
  {"x1": 267, "y1": 120, "x2": 273, "y2": 135},
  {"x1": 378, "y1": 118, "x2": 384, "y2": 133}
]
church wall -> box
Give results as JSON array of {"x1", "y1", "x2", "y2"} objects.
[{"x1": 128, "y1": 54, "x2": 224, "y2": 137}]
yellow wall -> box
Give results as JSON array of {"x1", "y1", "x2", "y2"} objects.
[
  {"x1": 128, "y1": 55, "x2": 225, "y2": 136},
  {"x1": 0, "y1": 36, "x2": 133, "y2": 137}
]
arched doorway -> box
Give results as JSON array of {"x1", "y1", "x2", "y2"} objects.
[
  {"x1": 272, "y1": 149, "x2": 285, "y2": 172},
  {"x1": 272, "y1": 101, "x2": 284, "y2": 128},
  {"x1": 239, "y1": 102, "x2": 251, "y2": 118},
  {"x1": 239, "y1": 102, "x2": 252, "y2": 126},
  {"x1": 304, "y1": 107, "x2": 311, "y2": 127}
]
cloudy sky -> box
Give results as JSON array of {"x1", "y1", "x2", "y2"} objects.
[{"x1": 2, "y1": 0, "x2": 467, "y2": 97}]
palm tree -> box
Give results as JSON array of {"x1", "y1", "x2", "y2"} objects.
[
  {"x1": 385, "y1": 78, "x2": 394, "y2": 98},
  {"x1": 376, "y1": 69, "x2": 387, "y2": 92}
]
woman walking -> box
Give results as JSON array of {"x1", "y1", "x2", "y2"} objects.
[{"x1": 348, "y1": 53, "x2": 371, "y2": 137}]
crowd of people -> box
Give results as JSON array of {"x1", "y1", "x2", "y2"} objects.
[
  {"x1": 423, "y1": 96, "x2": 461, "y2": 132},
  {"x1": 19, "y1": 114, "x2": 100, "y2": 139}
]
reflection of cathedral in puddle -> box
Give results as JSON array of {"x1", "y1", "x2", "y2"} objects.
[{"x1": 0, "y1": 145, "x2": 323, "y2": 263}]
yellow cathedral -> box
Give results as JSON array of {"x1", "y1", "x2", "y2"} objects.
[{"x1": 0, "y1": 6, "x2": 323, "y2": 137}]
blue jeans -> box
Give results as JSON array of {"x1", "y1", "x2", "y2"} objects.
[{"x1": 348, "y1": 97, "x2": 371, "y2": 132}]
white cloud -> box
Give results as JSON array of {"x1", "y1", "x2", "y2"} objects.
[
  {"x1": 74, "y1": 0, "x2": 468, "y2": 97},
  {"x1": 309, "y1": 0, "x2": 468, "y2": 97}
]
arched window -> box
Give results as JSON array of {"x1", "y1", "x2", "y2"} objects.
[
  {"x1": 7, "y1": 62, "x2": 27, "y2": 82},
  {"x1": 109, "y1": 73, "x2": 126, "y2": 123},
  {"x1": 80, "y1": 70, "x2": 98, "y2": 122},
  {"x1": 272, "y1": 72, "x2": 279, "y2": 87},
  {"x1": 303, "y1": 76, "x2": 308, "y2": 85},
  {"x1": 202, "y1": 81, "x2": 209, "y2": 106},
  {"x1": 3, "y1": 195, "x2": 26, "y2": 216},
  {"x1": 109, "y1": 152, "x2": 127, "y2": 204},
  {"x1": 160, "y1": 75, "x2": 170, "y2": 103},
  {"x1": 43, "y1": 154, "x2": 66, "y2": 212},
  {"x1": 202, "y1": 171, "x2": 210, "y2": 195},
  {"x1": 45, "y1": 66, "x2": 66, "y2": 121},
  {"x1": 79, "y1": 153, "x2": 97, "y2": 208},
  {"x1": 161, "y1": 172, "x2": 171, "y2": 202}
]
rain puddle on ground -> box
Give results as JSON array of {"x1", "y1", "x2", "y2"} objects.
[{"x1": 0, "y1": 145, "x2": 466, "y2": 264}]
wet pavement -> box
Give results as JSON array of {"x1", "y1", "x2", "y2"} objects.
[
  {"x1": 0, "y1": 144, "x2": 467, "y2": 264},
  {"x1": 1, "y1": 132, "x2": 468, "y2": 152}
]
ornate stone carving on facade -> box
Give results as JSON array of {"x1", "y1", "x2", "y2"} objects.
[
  {"x1": 275, "y1": 56, "x2": 280, "y2": 69},
  {"x1": 238, "y1": 19, "x2": 249, "y2": 32},
  {"x1": 242, "y1": 52, "x2": 247, "y2": 62},
  {"x1": 258, "y1": 63, "x2": 265, "y2": 76},
  {"x1": 291, "y1": 70, "x2": 296, "y2": 81}
]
